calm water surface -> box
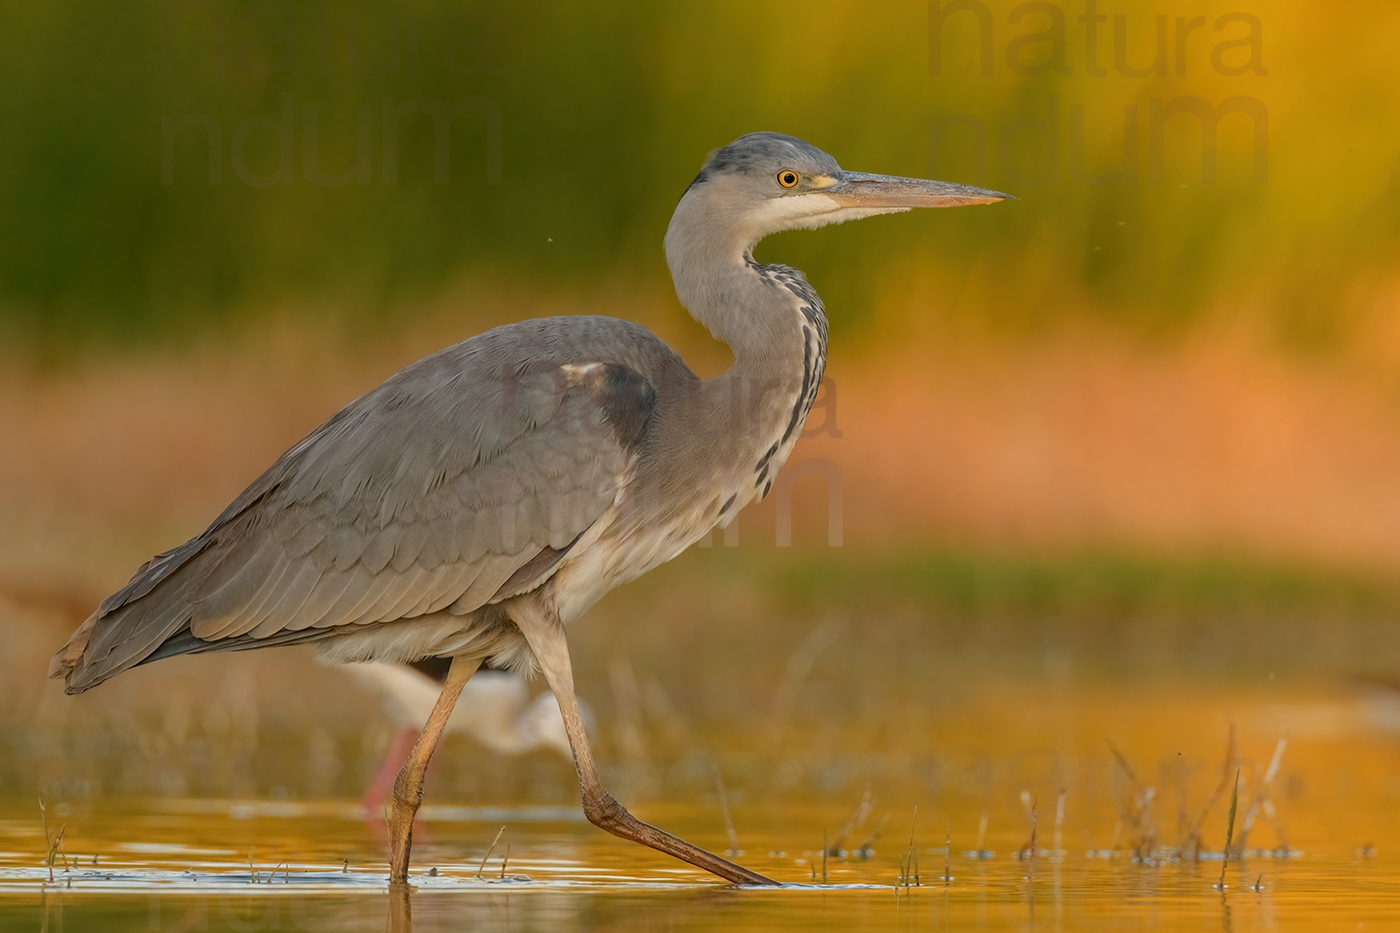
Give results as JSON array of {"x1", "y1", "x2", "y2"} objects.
[{"x1": 4, "y1": 685, "x2": 1400, "y2": 931}]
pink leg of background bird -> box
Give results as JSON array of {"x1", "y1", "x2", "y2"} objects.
[
  {"x1": 363, "y1": 726, "x2": 420, "y2": 813},
  {"x1": 364, "y1": 727, "x2": 438, "y2": 850}
]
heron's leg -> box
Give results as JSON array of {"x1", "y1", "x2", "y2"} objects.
[
  {"x1": 387, "y1": 655, "x2": 482, "y2": 884},
  {"x1": 512, "y1": 602, "x2": 777, "y2": 886}
]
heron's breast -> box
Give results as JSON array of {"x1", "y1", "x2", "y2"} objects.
[{"x1": 544, "y1": 504, "x2": 712, "y2": 625}]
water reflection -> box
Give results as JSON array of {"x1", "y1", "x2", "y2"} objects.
[
  {"x1": 8, "y1": 850, "x2": 1393, "y2": 933},
  {"x1": 389, "y1": 884, "x2": 410, "y2": 933}
]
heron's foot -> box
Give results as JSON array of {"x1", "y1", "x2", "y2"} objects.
[{"x1": 582, "y1": 791, "x2": 777, "y2": 886}]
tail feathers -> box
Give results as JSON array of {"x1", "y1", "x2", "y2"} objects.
[
  {"x1": 47, "y1": 471, "x2": 284, "y2": 695},
  {"x1": 47, "y1": 611, "x2": 98, "y2": 682},
  {"x1": 50, "y1": 597, "x2": 350, "y2": 695},
  {"x1": 45, "y1": 526, "x2": 225, "y2": 686},
  {"x1": 51, "y1": 595, "x2": 197, "y2": 695},
  {"x1": 49, "y1": 546, "x2": 216, "y2": 695}
]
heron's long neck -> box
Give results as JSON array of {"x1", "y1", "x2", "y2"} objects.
[
  {"x1": 664, "y1": 208, "x2": 829, "y2": 472},
  {"x1": 665, "y1": 204, "x2": 826, "y2": 374}
]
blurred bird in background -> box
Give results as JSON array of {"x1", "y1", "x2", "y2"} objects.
[{"x1": 342, "y1": 659, "x2": 577, "y2": 812}]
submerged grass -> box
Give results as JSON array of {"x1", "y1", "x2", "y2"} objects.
[
  {"x1": 475, "y1": 827, "x2": 505, "y2": 880},
  {"x1": 896, "y1": 807, "x2": 919, "y2": 891},
  {"x1": 1084, "y1": 726, "x2": 1291, "y2": 872},
  {"x1": 1219, "y1": 771, "x2": 1242, "y2": 889},
  {"x1": 1237, "y1": 740, "x2": 1290, "y2": 854},
  {"x1": 942, "y1": 824, "x2": 951, "y2": 884},
  {"x1": 713, "y1": 766, "x2": 739, "y2": 857},
  {"x1": 826, "y1": 789, "x2": 874, "y2": 857},
  {"x1": 1182, "y1": 726, "x2": 1240, "y2": 859},
  {"x1": 38, "y1": 796, "x2": 65, "y2": 883}
]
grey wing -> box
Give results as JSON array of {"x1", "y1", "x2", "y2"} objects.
[{"x1": 52, "y1": 330, "x2": 657, "y2": 694}]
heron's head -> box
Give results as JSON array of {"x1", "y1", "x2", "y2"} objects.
[{"x1": 671, "y1": 132, "x2": 1012, "y2": 248}]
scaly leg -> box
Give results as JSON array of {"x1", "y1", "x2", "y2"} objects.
[
  {"x1": 511, "y1": 600, "x2": 777, "y2": 885},
  {"x1": 387, "y1": 655, "x2": 482, "y2": 884}
]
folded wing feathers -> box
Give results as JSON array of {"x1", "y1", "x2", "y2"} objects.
[
  {"x1": 242, "y1": 372, "x2": 625, "y2": 634},
  {"x1": 247, "y1": 559, "x2": 326, "y2": 638},
  {"x1": 54, "y1": 318, "x2": 660, "y2": 693},
  {"x1": 208, "y1": 546, "x2": 307, "y2": 640}
]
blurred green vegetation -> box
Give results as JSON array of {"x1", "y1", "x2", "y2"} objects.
[
  {"x1": 0, "y1": 0, "x2": 1395, "y2": 348},
  {"x1": 770, "y1": 548, "x2": 1400, "y2": 621},
  {"x1": 676, "y1": 547, "x2": 1400, "y2": 681}
]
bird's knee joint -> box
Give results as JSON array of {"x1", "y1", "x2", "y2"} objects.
[
  {"x1": 582, "y1": 793, "x2": 627, "y2": 829},
  {"x1": 391, "y1": 774, "x2": 424, "y2": 814}
]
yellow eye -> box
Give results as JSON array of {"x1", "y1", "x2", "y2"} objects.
[{"x1": 777, "y1": 170, "x2": 799, "y2": 189}]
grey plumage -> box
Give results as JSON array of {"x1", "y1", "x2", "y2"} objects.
[
  {"x1": 48, "y1": 131, "x2": 1011, "y2": 885},
  {"x1": 55, "y1": 316, "x2": 682, "y2": 691}
]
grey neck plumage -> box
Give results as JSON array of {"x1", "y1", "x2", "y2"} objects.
[{"x1": 663, "y1": 189, "x2": 829, "y2": 498}]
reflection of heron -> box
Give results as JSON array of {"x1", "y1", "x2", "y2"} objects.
[
  {"x1": 50, "y1": 133, "x2": 1010, "y2": 885},
  {"x1": 345, "y1": 659, "x2": 575, "y2": 812}
]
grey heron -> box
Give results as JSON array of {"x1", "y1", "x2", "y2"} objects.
[{"x1": 49, "y1": 132, "x2": 1010, "y2": 886}]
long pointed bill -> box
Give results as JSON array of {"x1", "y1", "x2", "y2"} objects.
[{"x1": 824, "y1": 171, "x2": 1014, "y2": 209}]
